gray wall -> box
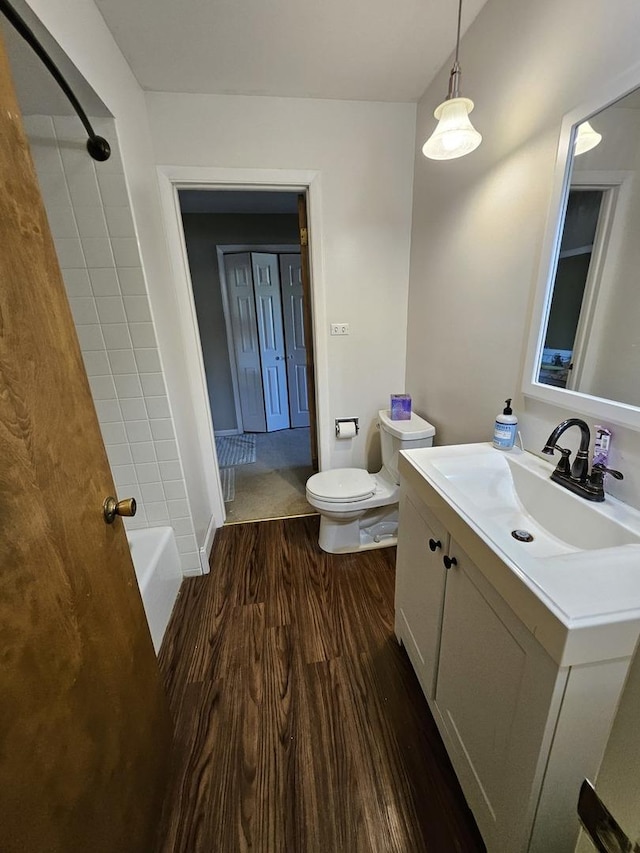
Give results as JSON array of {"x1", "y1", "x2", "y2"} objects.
[{"x1": 181, "y1": 213, "x2": 300, "y2": 431}]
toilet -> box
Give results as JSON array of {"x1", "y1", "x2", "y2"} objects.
[{"x1": 306, "y1": 409, "x2": 436, "y2": 554}]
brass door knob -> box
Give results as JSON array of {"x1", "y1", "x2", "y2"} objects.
[{"x1": 103, "y1": 496, "x2": 137, "y2": 524}]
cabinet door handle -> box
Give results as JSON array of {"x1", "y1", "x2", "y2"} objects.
[
  {"x1": 428, "y1": 538, "x2": 442, "y2": 552},
  {"x1": 443, "y1": 555, "x2": 458, "y2": 569}
]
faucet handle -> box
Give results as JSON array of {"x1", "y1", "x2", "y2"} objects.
[
  {"x1": 549, "y1": 444, "x2": 572, "y2": 475},
  {"x1": 586, "y1": 463, "x2": 624, "y2": 500},
  {"x1": 591, "y1": 463, "x2": 624, "y2": 481}
]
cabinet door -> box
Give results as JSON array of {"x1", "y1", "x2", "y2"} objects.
[
  {"x1": 435, "y1": 539, "x2": 563, "y2": 853},
  {"x1": 395, "y1": 491, "x2": 449, "y2": 699}
]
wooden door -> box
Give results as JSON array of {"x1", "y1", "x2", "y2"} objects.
[
  {"x1": 251, "y1": 252, "x2": 290, "y2": 431},
  {"x1": 0, "y1": 36, "x2": 170, "y2": 853},
  {"x1": 279, "y1": 252, "x2": 310, "y2": 428},
  {"x1": 224, "y1": 252, "x2": 267, "y2": 432}
]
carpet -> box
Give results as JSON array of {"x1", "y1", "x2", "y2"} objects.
[
  {"x1": 216, "y1": 433, "x2": 257, "y2": 467},
  {"x1": 220, "y1": 467, "x2": 235, "y2": 502}
]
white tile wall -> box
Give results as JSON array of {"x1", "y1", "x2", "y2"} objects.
[{"x1": 25, "y1": 115, "x2": 202, "y2": 575}]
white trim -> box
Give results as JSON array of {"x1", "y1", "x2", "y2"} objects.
[
  {"x1": 522, "y1": 59, "x2": 640, "y2": 432},
  {"x1": 568, "y1": 175, "x2": 633, "y2": 393},
  {"x1": 156, "y1": 171, "x2": 227, "y2": 528},
  {"x1": 156, "y1": 166, "x2": 330, "y2": 492},
  {"x1": 565, "y1": 185, "x2": 614, "y2": 392},
  {"x1": 183, "y1": 567, "x2": 205, "y2": 578},
  {"x1": 199, "y1": 513, "x2": 217, "y2": 575}
]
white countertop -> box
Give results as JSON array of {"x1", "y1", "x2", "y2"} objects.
[{"x1": 400, "y1": 443, "x2": 640, "y2": 666}]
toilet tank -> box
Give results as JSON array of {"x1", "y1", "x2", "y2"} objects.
[{"x1": 378, "y1": 409, "x2": 436, "y2": 483}]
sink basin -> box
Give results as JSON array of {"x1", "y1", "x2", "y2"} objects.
[
  {"x1": 399, "y1": 443, "x2": 640, "y2": 665},
  {"x1": 426, "y1": 446, "x2": 640, "y2": 555}
]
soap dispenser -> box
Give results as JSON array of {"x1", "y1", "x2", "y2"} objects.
[{"x1": 493, "y1": 398, "x2": 518, "y2": 450}]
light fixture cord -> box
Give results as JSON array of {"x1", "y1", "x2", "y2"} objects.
[
  {"x1": 454, "y1": 0, "x2": 462, "y2": 65},
  {"x1": 447, "y1": 0, "x2": 464, "y2": 100}
]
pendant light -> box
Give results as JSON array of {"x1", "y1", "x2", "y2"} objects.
[
  {"x1": 574, "y1": 120, "x2": 602, "y2": 156},
  {"x1": 422, "y1": 0, "x2": 482, "y2": 161}
]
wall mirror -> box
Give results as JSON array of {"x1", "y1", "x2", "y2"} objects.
[{"x1": 523, "y1": 68, "x2": 640, "y2": 430}]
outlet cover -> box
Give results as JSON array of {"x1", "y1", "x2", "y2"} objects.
[{"x1": 330, "y1": 323, "x2": 350, "y2": 336}]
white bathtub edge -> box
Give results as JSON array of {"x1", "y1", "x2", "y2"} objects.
[{"x1": 127, "y1": 526, "x2": 181, "y2": 654}]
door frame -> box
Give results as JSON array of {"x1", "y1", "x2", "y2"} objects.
[
  {"x1": 217, "y1": 243, "x2": 301, "y2": 437},
  {"x1": 561, "y1": 172, "x2": 632, "y2": 393},
  {"x1": 562, "y1": 185, "x2": 615, "y2": 392},
  {"x1": 156, "y1": 167, "x2": 328, "y2": 526}
]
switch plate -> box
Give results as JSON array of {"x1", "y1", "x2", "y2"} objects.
[{"x1": 330, "y1": 323, "x2": 350, "y2": 336}]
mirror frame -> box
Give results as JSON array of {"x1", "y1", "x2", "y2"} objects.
[{"x1": 522, "y1": 59, "x2": 640, "y2": 431}]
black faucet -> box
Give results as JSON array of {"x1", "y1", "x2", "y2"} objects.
[
  {"x1": 541, "y1": 418, "x2": 623, "y2": 502},
  {"x1": 542, "y1": 418, "x2": 592, "y2": 480}
]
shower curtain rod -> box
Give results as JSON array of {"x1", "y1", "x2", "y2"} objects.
[{"x1": 0, "y1": 0, "x2": 110, "y2": 161}]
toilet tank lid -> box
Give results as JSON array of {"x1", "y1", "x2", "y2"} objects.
[{"x1": 378, "y1": 409, "x2": 436, "y2": 440}]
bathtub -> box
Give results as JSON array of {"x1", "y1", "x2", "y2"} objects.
[{"x1": 127, "y1": 526, "x2": 182, "y2": 654}]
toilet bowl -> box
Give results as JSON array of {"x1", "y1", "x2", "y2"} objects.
[{"x1": 306, "y1": 409, "x2": 435, "y2": 554}]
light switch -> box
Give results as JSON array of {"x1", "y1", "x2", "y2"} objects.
[{"x1": 330, "y1": 323, "x2": 350, "y2": 336}]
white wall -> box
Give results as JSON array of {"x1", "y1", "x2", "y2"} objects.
[
  {"x1": 23, "y1": 0, "x2": 220, "y2": 544},
  {"x1": 24, "y1": 114, "x2": 201, "y2": 575},
  {"x1": 146, "y1": 93, "x2": 417, "y2": 471},
  {"x1": 22, "y1": 0, "x2": 417, "y2": 486},
  {"x1": 407, "y1": 0, "x2": 640, "y2": 510}
]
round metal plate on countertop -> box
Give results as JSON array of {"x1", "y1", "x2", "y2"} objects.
[{"x1": 511, "y1": 529, "x2": 534, "y2": 542}]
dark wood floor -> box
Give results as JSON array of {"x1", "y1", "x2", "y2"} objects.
[{"x1": 157, "y1": 516, "x2": 485, "y2": 853}]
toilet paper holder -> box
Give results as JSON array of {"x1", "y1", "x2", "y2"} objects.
[{"x1": 335, "y1": 417, "x2": 359, "y2": 437}]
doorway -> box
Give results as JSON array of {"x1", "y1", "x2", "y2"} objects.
[{"x1": 178, "y1": 189, "x2": 318, "y2": 523}]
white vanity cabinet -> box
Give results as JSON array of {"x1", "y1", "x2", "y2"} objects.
[
  {"x1": 394, "y1": 492, "x2": 448, "y2": 699},
  {"x1": 433, "y1": 536, "x2": 565, "y2": 852},
  {"x1": 395, "y1": 474, "x2": 630, "y2": 853}
]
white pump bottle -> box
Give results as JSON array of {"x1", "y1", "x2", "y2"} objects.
[{"x1": 493, "y1": 398, "x2": 518, "y2": 450}]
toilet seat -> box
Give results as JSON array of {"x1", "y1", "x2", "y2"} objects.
[{"x1": 306, "y1": 468, "x2": 376, "y2": 503}]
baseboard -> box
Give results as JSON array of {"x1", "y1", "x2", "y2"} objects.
[
  {"x1": 183, "y1": 567, "x2": 204, "y2": 578},
  {"x1": 199, "y1": 513, "x2": 217, "y2": 575},
  {"x1": 214, "y1": 429, "x2": 241, "y2": 436}
]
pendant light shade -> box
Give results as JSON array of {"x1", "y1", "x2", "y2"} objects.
[
  {"x1": 574, "y1": 120, "x2": 602, "y2": 156},
  {"x1": 422, "y1": 0, "x2": 481, "y2": 161},
  {"x1": 422, "y1": 96, "x2": 482, "y2": 160}
]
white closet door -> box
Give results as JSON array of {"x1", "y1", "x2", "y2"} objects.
[
  {"x1": 279, "y1": 253, "x2": 310, "y2": 428},
  {"x1": 251, "y1": 253, "x2": 290, "y2": 432},
  {"x1": 224, "y1": 253, "x2": 266, "y2": 432}
]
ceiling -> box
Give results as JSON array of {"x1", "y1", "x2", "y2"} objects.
[{"x1": 92, "y1": 0, "x2": 488, "y2": 103}]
